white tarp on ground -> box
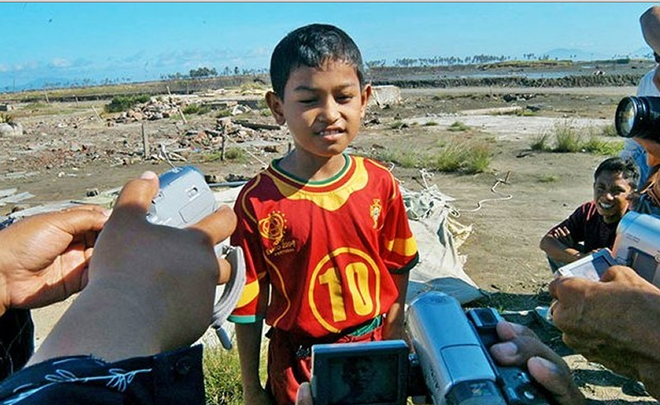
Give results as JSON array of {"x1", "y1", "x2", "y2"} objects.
[{"x1": 402, "y1": 185, "x2": 485, "y2": 305}]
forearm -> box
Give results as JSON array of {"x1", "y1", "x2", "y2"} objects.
[
  {"x1": 235, "y1": 321, "x2": 265, "y2": 392},
  {"x1": 540, "y1": 236, "x2": 583, "y2": 263},
  {"x1": 29, "y1": 283, "x2": 163, "y2": 365},
  {"x1": 383, "y1": 272, "x2": 409, "y2": 340}
]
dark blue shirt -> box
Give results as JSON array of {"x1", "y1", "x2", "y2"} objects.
[{"x1": 0, "y1": 345, "x2": 204, "y2": 404}]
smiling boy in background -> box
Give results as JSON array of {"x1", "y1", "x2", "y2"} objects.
[{"x1": 540, "y1": 156, "x2": 638, "y2": 271}]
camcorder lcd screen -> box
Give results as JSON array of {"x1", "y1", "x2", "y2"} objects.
[
  {"x1": 311, "y1": 340, "x2": 409, "y2": 405},
  {"x1": 592, "y1": 254, "x2": 615, "y2": 278}
]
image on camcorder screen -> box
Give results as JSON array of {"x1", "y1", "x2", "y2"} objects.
[
  {"x1": 592, "y1": 255, "x2": 613, "y2": 277},
  {"x1": 328, "y1": 355, "x2": 398, "y2": 405}
]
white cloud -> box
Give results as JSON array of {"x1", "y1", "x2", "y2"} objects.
[{"x1": 50, "y1": 58, "x2": 71, "y2": 68}]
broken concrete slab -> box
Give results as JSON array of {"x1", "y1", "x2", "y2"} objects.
[
  {"x1": 370, "y1": 85, "x2": 401, "y2": 108},
  {"x1": 0, "y1": 191, "x2": 34, "y2": 206}
]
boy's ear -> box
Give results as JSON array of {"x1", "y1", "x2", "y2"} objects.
[
  {"x1": 360, "y1": 83, "x2": 373, "y2": 118},
  {"x1": 266, "y1": 91, "x2": 286, "y2": 125}
]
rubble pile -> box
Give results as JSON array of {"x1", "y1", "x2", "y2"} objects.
[{"x1": 0, "y1": 107, "x2": 287, "y2": 177}]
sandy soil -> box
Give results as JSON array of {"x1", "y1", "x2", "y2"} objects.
[{"x1": 1, "y1": 84, "x2": 657, "y2": 403}]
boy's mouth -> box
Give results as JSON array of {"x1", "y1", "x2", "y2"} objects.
[
  {"x1": 317, "y1": 128, "x2": 344, "y2": 138},
  {"x1": 598, "y1": 200, "x2": 614, "y2": 210}
]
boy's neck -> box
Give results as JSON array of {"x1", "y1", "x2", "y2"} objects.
[{"x1": 278, "y1": 151, "x2": 348, "y2": 182}]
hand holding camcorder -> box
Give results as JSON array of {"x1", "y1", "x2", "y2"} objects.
[
  {"x1": 556, "y1": 211, "x2": 660, "y2": 286},
  {"x1": 310, "y1": 292, "x2": 551, "y2": 405},
  {"x1": 147, "y1": 165, "x2": 245, "y2": 349}
]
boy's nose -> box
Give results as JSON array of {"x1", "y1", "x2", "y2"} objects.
[{"x1": 318, "y1": 99, "x2": 340, "y2": 123}]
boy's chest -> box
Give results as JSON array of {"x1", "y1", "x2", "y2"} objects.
[{"x1": 252, "y1": 188, "x2": 388, "y2": 258}]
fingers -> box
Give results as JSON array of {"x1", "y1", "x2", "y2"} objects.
[
  {"x1": 600, "y1": 265, "x2": 637, "y2": 282},
  {"x1": 492, "y1": 321, "x2": 558, "y2": 366},
  {"x1": 296, "y1": 382, "x2": 313, "y2": 405},
  {"x1": 217, "y1": 258, "x2": 231, "y2": 284},
  {"x1": 112, "y1": 171, "x2": 159, "y2": 219},
  {"x1": 188, "y1": 205, "x2": 238, "y2": 245},
  {"x1": 527, "y1": 357, "x2": 585, "y2": 405},
  {"x1": 47, "y1": 207, "x2": 109, "y2": 237}
]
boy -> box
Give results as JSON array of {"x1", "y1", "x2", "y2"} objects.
[
  {"x1": 228, "y1": 24, "x2": 419, "y2": 405},
  {"x1": 539, "y1": 156, "x2": 638, "y2": 271}
]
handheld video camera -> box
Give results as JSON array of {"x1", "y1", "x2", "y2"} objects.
[
  {"x1": 147, "y1": 165, "x2": 245, "y2": 349},
  {"x1": 557, "y1": 211, "x2": 660, "y2": 286},
  {"x1": 310, "y1": 291, "x2": 550, "y2": 405}
]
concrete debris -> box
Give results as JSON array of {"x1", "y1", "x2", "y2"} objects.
[
  {"x1": 1, "y1": 172, "x2": 39, "y2": 180},
  {"x1": 370, "y1": 85, "x2": 401, "y2": 108},
  {"x1": 0, "y1": 189, "x2": 18, "y2": 199},
  {"x1": 0, "y1": 191, "x2": 35, "y2": 207},
  {"x1": 0, "y1": 122, "x2": 23, "y2": 137},
  {"x1": 231, "y1": 105, "x2": 251, "y2": 116}
]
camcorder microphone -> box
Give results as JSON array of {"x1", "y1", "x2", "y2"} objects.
[
  {"x1": 310, "y1": 291, "x2": 551, "y2": 405},
  {"x1": 615, "y1": 96, "x2": 660, "y2": 141}
]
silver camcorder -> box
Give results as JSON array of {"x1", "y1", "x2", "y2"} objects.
[
  {"x1": 147, "y1": 165, "x2": 217, "y2": 227},
  {"x1": 407, "y1": 292, "x2": 549, "y2": 405},
  {"x1": 147, "y1": 165, "x2": 245, "y2": 350},
  {"x1": 310, "y1": 291, "x2": 550, "y2": 405},
  {"x1": 556, "y1": 211, "x2": 660, "y2": 286}
]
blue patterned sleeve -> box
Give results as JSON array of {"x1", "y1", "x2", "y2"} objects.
[{"x1": 0, "y1": 345, "x2": 204, "y2": 405}]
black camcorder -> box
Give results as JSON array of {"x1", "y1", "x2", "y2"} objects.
[
  {"x1": 310, "y1": 291, "x2": 550, "y2": 405},
  {"x1": 615, "y1": 96, "x2": 660, "y2": 141}
]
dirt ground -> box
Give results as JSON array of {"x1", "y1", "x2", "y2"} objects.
[{"x1": 1, "y1": 84, "x2": 656, "y2": 403}]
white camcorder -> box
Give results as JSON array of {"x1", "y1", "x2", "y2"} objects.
[{"x1": 556, "y1": 211, "x2": 660, "y2": 286}]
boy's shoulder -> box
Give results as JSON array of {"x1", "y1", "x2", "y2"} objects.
[{"x1": 353, "y1": 155, "x2": 395, "y2": 177}]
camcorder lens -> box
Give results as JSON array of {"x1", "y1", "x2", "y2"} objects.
[
  {"x1": 615, "y1": 96, "x2": 660, "y2": 141},
  {"x1": 615, "y1": 97, "x2": 638, "y2": 138}
]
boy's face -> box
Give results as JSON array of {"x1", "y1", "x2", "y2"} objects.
[
  {"x1": 593, "y1": 171, "x2": 633, "y2": 224},
  {"x1": 266, "y1": 60, "x2": 371, "y2": 160}
]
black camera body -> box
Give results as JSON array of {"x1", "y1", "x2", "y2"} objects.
[{"x1": 310, "y1": 291, "x2": 550, "y2": 405}]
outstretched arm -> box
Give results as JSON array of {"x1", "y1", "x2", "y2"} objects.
[
  {"x1": 539, "y1": 226, "x2": 584, "y2": 264},
  {"x1": 29, "y1": 171, "x2": 237, "y2": 365}
]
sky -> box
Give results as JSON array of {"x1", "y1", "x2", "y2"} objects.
[{"x1": 0, "y1": 2, "x2": 656, "y2": 92}]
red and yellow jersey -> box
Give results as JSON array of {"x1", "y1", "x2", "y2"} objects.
[{"x1": 228, "y1": 154, "x2": 418, "y2": 338}]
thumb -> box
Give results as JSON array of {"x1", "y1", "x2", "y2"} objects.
[
  {"x1": 111, "y1": 171, "x2": 159, "y2": 221},
  {"x1": 296, "y1": 382, "x2": 314, "y2": 405}
]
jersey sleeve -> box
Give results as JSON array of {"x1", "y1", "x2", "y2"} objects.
[
  {"x1": 228, "y1": 191, "x2": 269, "y2": 324},
  {"x1": 380, "y1": 177, "x2": 419, "y2": 274}
]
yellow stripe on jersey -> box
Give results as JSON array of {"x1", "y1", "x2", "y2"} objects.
[
  {"x1": 386, "y1": 235, "x2": 418, "y2": 257},
  {"x1": 235, "y1": 279, "x2": 260, "y2": 309},
  {"x1": 270, "y1": 157, "x2": 369, "y2": 211}
]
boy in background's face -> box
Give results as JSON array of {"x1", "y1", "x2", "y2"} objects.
[{"x1": 593, "y1": 170, "x2": 633, "y2": 224}]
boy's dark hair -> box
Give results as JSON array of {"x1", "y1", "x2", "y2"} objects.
[
  {"x1": 594, "y1": 156, "x2": 640, "y2": 189},
  {"x1": 270, "y1": 23, "x2": 365, "y2": 98}
]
